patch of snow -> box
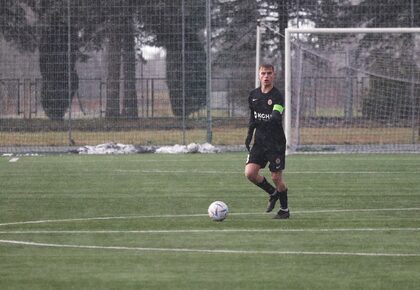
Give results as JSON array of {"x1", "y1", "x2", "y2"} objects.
[
  {"x1": 75, "y1": 142, "x2": 220, "y2": 154},
  {"x1": 155, "y1": 143, "x2": 219, "y2": 154},
  {"x1": 77, "y1": 142, "x2": 138, "y2": 154}
]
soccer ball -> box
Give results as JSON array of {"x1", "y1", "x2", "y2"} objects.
[{"x1": 208, "y1": 201, "x2": 229, "y2": 221}]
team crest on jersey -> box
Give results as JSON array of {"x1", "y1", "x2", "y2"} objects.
[{"x1": 267, "y1": 99, "x2": 272, "y2": 105}]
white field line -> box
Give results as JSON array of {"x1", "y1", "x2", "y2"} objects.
[
  {"x1": 10, "y1": 169, "x2": 420, "y2": 177},
  {"x1": 0, "y1": 239, "x2": 419, "y2": 257},
  {"x1": 1, "y1": 228, "x2": 420, "y2": 235},
  {"x1": 115, "y1": 169, "x2": 420, "y2": 174},
  {"x1": 0, "y1": 207, "x2": 419, "y2": 227}
]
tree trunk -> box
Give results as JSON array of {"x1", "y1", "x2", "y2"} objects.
[
  {"x1": 39, "y1": 17, "x2": 78, "y2": 120},
  {"x1": 106, "y1": 28, "x2": 122, "y2": 119},
  {"x1": 121, "y1": 16, "x2": 138, "y2": 119}
]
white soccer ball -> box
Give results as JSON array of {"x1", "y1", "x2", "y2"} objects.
[{"x1": 208, "y1": 201, "x2": 229, "y2": 221}]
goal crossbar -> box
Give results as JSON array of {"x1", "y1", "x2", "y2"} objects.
[{"x1": 286, "y1": 27, "x2": 420, "y2": 34}]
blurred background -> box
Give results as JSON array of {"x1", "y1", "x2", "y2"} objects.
[{"x1": 0, "y1": 0, "x2": 419, "y2": 152}]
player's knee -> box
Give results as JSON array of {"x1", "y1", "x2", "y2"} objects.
[
  {"x1": 271, "y1": 175, "x2": 281, "y2": 185},
  {"x1": 271, "y1": 172, "x2": 286, "y2": 190},
  {"x1": 271, "y1": 172, "x2": 280, "y2": 181},
  {"x1": 244, "y1": 168, "x2": 258, "y2": 183}
]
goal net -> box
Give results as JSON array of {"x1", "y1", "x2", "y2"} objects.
[{"x1": 285, "y1": 28, "x2": 420, "y2": 153}]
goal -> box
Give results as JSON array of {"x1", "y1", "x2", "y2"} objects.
[{"x1": 284, "y1": 28, "x2": 420, "y2": 154}]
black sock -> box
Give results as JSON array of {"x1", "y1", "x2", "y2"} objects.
[
  {"x1": 256, "y1": 177, "x2": 276, "y2": 195},
  {"x1": 279, "y1": 189, "x2": 288, "y2": 210}
]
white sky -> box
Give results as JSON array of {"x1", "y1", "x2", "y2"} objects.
[{"x1": 141, "y1": 46, "x2": 166, "y2": 60}]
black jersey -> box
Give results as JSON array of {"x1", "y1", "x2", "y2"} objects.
[{"x1": 248, "y1": 86, "x2": 286, "y2": 150}]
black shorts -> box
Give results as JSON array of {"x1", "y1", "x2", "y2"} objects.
[{"x1": 246, "y1": 143, "x2": 286, "y2": 172}]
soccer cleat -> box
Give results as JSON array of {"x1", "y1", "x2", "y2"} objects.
[
  {"x1": 266, "y1": 191, "x2": 280, "y2": 213},
  {"x1": 273, "y1": 209, "x2": 290, "y2": 219}
]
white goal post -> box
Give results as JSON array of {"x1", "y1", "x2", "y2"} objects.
[{"x1": 284, "y1": 27, "x2": 420, "y2": 154}]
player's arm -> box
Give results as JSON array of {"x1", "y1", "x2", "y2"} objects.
[
  {"x1": 247, "y1": 110, "x2": 256, "y2": 137},
  {"x1": 271, "y1": 103, "x2": 284, "y2": 121},
  {"x1": 271, "y1": 93, "x2": 285, "y2": 123},
  {"x1": 245, "y1": 98, "x2": 256, "y2": 151}
]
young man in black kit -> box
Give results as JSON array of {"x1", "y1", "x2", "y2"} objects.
[{"x1": 244, "y1": 63, "x2": 290, "y2": 219}]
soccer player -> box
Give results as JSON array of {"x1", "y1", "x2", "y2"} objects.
[{"x1": 244, "y1": 63, "x2": 290, "y2": 219}]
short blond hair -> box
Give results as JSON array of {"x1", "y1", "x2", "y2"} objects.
[{"x1": 259, "y1": 63, "x2": 274, "y2": 71}]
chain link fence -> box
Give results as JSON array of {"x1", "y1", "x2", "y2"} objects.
[{"x1": 1, "y1": 0, "x2": 419, "y2": 151}]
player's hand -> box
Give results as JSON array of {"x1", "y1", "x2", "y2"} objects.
[{"x1": 245, "y1": 134, "x2": 252, "y2": 152}]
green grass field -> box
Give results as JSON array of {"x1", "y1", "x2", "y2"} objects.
[{"x1": 1, "y1": 153, "x2": 419, "y2": 290}]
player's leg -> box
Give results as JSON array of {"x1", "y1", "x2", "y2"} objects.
[
  {"x1": 264, "y1": 170, "x2": 285, "y2": 213},
  {"x1": 244, "y1": 163, "x2": 275, "y2": 194},
  {"x1": 244, "y1": 162, "x2": 262, "y2": 183},
  {"x1": 271, "y1": 170, "x2": 289, "y2": 219},
  {"x1": 245, "y1": 147, "x2": 276, "y2": 199},
  {"x1": 271, "y1": 170, "x2": 287, "y2": 192},
  {"x1": 271, "y1": 170, "x2": 288, "y2": 208},
  {"x1": 268, "y1": 154, "x2": 290, "y2": 219}
]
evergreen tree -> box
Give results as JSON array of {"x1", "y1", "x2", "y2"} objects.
[{"x1": 140, "y1": 0, "x2": 207, "y2": 117}]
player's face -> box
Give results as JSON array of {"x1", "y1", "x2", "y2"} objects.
[{"x1": 259, "y1": 67, "x2": 275, "y2": 87}]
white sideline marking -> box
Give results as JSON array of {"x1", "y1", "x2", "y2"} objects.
[
  {"x1": 9, "y1": 158, "x2": 19, "y2": 163},
  {"x1": 0, "y1": 207, "x2": 419, "y2": 227},
  {"x1": 1, "y1": 228, "x2": 420, "y2": 234},
  {"x1": 0, "y1": 239, "x2": 419, "y2": 257},
  {"x1": 115, "y1": 169, "x2": 420, "y2": 174},
  {"x1": 0, "y1": 214, "x2": 205, "y2": 227},
  {"x1": 116, "y1": 169, "x2": 237, "y2": 174}
]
